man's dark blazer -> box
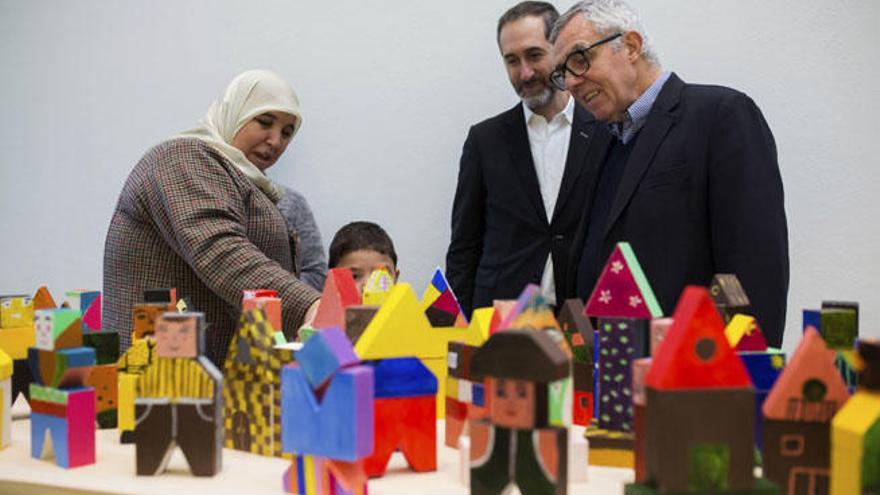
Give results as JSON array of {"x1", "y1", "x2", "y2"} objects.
[
  {"x1": 446, "y1": 101, "x2": 603, "y2": 316},
  {"x1": 566, "y1": 73, "x2": 789, "y2": 347}
]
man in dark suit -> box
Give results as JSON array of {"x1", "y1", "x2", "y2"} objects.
[
  {"x1": 550, "y1": 0, "x2": 789, "y2": 347},
  {"x1": 446, "y1": 1, "x2": 603, "y2": 316}
]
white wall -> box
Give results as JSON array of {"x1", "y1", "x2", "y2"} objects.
[{"x1": 1, "y1": 0, "x2": 877, "y2": 351}]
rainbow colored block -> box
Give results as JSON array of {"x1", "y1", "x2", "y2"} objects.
[
  {"x1": 421, "y1": 268, "x2": 466, "y2": 327},
  {"x1": 30, "y1": 384, "x2": 96, "y2": 468}
]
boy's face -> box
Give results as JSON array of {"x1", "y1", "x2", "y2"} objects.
[{"x1": 336, "y1": 249, "x2": 399, "y2": 293}]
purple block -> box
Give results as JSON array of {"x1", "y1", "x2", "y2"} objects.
[{"x1": 295, "y1": 327, "x2": 359, "y2": 389}]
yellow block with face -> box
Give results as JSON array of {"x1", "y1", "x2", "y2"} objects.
[{"x1": 0, "y1": 295, "x2": 34, "y2": 329}]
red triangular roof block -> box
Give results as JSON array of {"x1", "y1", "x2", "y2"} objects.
[
  {"x1": 432, "y1": 289, "x2": 461, "y2": 315},
  {"x1": 585, "y1": 242, "x2": 663, "y2": 319},
  {"x1": 762, "y1": 327, "x2": 849, "y2": 420},
  {"x1": 646, "y1": 286, "x2": 751, "y2": 390},
  {"x1": 312, "y1": 268, "x2": 362, "y2": 330}
]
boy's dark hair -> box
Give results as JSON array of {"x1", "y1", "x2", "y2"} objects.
[
  {"x1": 497, "y1": 1, "x2": 560, "y2": 42},
  {"x1": 328, "y1": 221, "x2": 398, "y2": 269}
]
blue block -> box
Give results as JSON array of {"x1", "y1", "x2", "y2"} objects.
[
  {"x1": 58, "y1": 347, "x2": 97, "y2": 369},
  {"x1": 472, "y1": 382, "x2": 485, "y2": 407},
  {"x1": 802, "y1": 309, "x2": 821, "y2": 333},
  {"x1": 31, "y1": 412, "x2": 70, "y2": 467},
  {"x1": 430, "y1": 268, "x2": 449, "y2": 293},
  {"x1": 740, "y1": 350, "x2": 785, "y2": 391},
  {"x1": 294, "y1": 327, "x2": 359, "y2": 389},
  {"x1": 368, "y1": 357, "x2": 438, "y2": 398},
  {"x1": 281, "y1": 364, "x2": 374, "y2": 461}
]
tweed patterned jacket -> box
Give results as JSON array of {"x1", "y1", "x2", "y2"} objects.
[{"x1": 103, "y1": 138, "x2": 320, "y2": 366}]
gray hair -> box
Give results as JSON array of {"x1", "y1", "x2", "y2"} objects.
[{"x1": 550, "y1": 0, "x2": 660, "y2": 66}]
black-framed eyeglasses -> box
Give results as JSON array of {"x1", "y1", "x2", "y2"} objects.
[{"x1": 549, "y1": 32, "x2": 622, "y2": 91}]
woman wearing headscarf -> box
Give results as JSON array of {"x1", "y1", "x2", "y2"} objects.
[{"x1": 103, "y1": 70, "x2": 320, "y2": 366}]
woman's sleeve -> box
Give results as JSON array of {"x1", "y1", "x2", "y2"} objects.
[
  {"x1": 277, "y1": 187, "x2": 328, "y2": 291},
  {"x1": 143, "y1": 142, "x2": 320, "y2": 330}
]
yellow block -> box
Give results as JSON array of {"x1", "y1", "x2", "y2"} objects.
[
  {"x1": 724, "y1": 314, "x2": 756, "y2": 348},
  {"x1": 831, "y1": 390, "x2": 880, "y2": 495},
  {"x1": 0, "y1": 349, "x2": 11, "y2": 380},
  {"x1": 420, "y1": 284, "x2": 442, "y2": 311},
  {"x1": 589, "y1": 448, "x2": 634, "y2": 468},
  {"x1": 470, "y1": 307, "x2": 494, "y2": 342},
  {"x1": 118, "y1": 373, "x2": 139, "y2": 433},
  {"x1": 0, "y1": 326, "x2": 35, "y2": 360},
  {"x1": 446, "y1": 376, "x2": 459, "y2": 400}
]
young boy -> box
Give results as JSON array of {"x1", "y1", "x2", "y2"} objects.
[{"x1": 328, "y1": 221, "x2": 399, "y2": 292}]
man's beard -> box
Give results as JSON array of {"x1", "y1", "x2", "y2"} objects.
[{"x1": 518, "y1": 80, "x2": 556, "y2": 111}]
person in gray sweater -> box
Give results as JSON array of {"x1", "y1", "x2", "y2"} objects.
[{"x1": 276, "y1": 186, "x2": 328, "y2": 291}]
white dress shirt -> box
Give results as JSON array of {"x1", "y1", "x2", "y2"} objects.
[{"x1": 523, "y1": 95, "x2": 574, "y2": 306}]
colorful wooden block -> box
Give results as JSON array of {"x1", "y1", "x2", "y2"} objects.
[
  {"x1": 295, "y1": 327, "x2": 360, "y2": 389},
  {"x1": 709, "y1": 273, "x2": 751, "y2": 324},
  {"x1": 131, "y1": 303, "x2": 175, "y2": 341},
  {"x1": 831, "y1": 390, "x2": 880, "y2": 495},
  {"x1": 585, "y1": 242, "x2": 663, "y2": 319},
  {"x1": 344, "y1": 305, "x2": 379, "y2": 344},
  {"x1": 422, "y1": 267, "x2": 467, "y2": 327},
  {"x1": 861, "y1": 339, "x2": 880, "y2": 391},
  {"x1": 0, "y1": 294, "x2": 34, "y2": 328},
  {"x1": 820, "y1": 308, "x2": 858, "y2": 350},
  {"x1": 143, "y1": 287, "x2": 178, "y2": 305},
  {"x1": 84, "y1": 363, "x2": 118, "y2": 429},
  {"x1": 362, "y1": 268, "x2": 395, "y2": 306},
  {"x1": 313, "y1": 268, "x2": 362, "y2": 331},
  {"x1": 646, "y1": 286, "x2": 751, "y2": 390},
  {"x1": 28, "y1": 346, "x2": 96, "y2": 388},
  {"x1": 30, "y1": 385, "x2": 95, "y2": 468},
  {"x1": 242, "y1": 293, "x2": 282, "y2": 336},
  {"x1": 82, "y1": 329, "x2": 120, "y2": 365},
  {"x1": 0, "y1": 325, "x2": 35, "y2": 360},
  {"x1": 281, "y1": 364, "x2": 374, "y2": 461},
  {"x1": 365, "y1": 394, "x2": 437, "y2": 477},
  {"x1": 1, "y1": 348, "x2": 10, "y2": 449},
  {"x1": 34, "y1": 309, "x2": 82, "y2": 351},
  {"x1": 558, "y1": 298, "x2": 594, "y2": 352},
  {"x1": 725, "y1": 314, "x2": 769, "y2": 351},
  {"x1": 498, "y1": 284, "x2": 560, "y2": 332},
  {"x1": 649, "y1": 317, "x2": 672, "y2": 356},
  {"x1": 595, "y1": 318, "x2": 648, "y2": 432},
  {"x1": 223, "y1": 309, "x2": 294, "y2": 456},
  {"x1": 32, "y1": 286, "x2": 57, "y2": 311},
  {"x1": 284, "y1": 454, "x2": 368, "y2": 495}
]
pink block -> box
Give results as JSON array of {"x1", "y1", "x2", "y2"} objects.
[{"x1": 66, "y1": 388, "x2": 96, "y2": 467}]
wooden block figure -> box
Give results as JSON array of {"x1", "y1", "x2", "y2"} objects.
[
  {"x1": 134, "y1": 312, "x2": 223, "y2": 476},
  {"x1": 469, "y1": 329, "x2": 570, "y2": 495},
  {"x1": 281, "y1": 327, "x2": 373, "y2": 494},
  {"x1": 558, "y1": 299, "x2": 594, "y2": 427},
  {"x1": 1, "y1": 348, "x2": 11, "y2": 448},
  {"x1": 831, "y1": 338, "x2": 880, "y2": 495},
  {"x1": 762, "y1": 327, "x2": 849, "y2": 494},
  {"x1": 804, "y1": 304, "x2": 860, "y2": 392},
  {"x1": 362, "y1": 268, "x2": 395, "y2": 306},
  {"x1": 223, "y1": 309, "x2": 295, "y2": 456},
  {"x1": 312, "y1": 268, "x2": 362, "y2": 331},
  {"x1": 28, "y1": 308, "x2": 96, "y2": 468},
  {"x1": 446, "y1": 341, "x2": 486, "y2": 448},
  {"x1": 364, "y1": 356, "x2": 437, "y2": 477},
  {"x1": 422, "y1": 267, "x2": 467, "y2": 327},
  {"x1": 630, "y1": 286, "x2": 772, "y2": 494},
  {"x1": 1, "y1": 294, "x2": 34, "y2": 328},
  {"x1": 242, "y1": 289, "x2": 282, "y2": 337},
  {"x1": 29, "y1": 384, "x2": 95, "y2": 468},
  {"x1": 353, "y1": 283, "x2": 486, "y2": 418},
  {"x1": 83, "y1": 327, "x2": 122, "y2": 428},
  {"x1": 32, "y1": 286, "x2": 57, "y2": 311},
  {"x1": 1, "y1": 295, "x2": 39, "y2": 404},
  {"x1": 708, "y1": 273, "x2": 751, "y2": 324}
]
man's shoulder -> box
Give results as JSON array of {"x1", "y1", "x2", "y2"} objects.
[
  {"x1": 469, "y1": 103, "x2": 522, "y2": 134},
  {"x1": 679, "y1": 80, "x2": 753, "y2": 109}
]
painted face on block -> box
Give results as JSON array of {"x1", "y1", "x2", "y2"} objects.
[
  {"x1": 154, "y1": 314, "x2": 198, "y2": 358},
  {"x1": 34, "y1": 310, "x2": 55, "y2": 350},
  {"x1": 0, "y1": 295, "x2": 34, "y2": 328},
  {"x1": 132, "y1": 304, "x2": 171, "y2": 340},
  {"x1": 490, "y1": 377, "x2": 536, "y2": 429}
]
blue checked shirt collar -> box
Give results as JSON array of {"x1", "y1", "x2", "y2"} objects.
[{"x1": 609, "y1": 71, "x2": 671, "y2": 144}]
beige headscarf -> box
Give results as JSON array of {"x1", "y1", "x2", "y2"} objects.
[{"x1": 178, "y1": 69, "x2": 302, "y2": 203}]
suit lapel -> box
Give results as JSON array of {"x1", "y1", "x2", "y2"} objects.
[
  {"x1": 502, "y1": 103, "x2": 547, "y2": 223},
  {"x1": 603, "y1": 74, "x2": 684, "y2": 238},
  {"x1": 552, "y1": 103, "x2": 596, "y2": 224}
]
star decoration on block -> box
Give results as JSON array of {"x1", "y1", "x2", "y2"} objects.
[
  {"x1": 629, "y1": 295, "x2": 643, "y2": 308},
  {"x1": 599, "y1": 290, "x2": 612, "y2": 304},
  {"x1": 611, "y1": 261, "x2": 624, "y2": 274}
]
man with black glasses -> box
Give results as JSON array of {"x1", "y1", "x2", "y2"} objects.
[
  {"x1": 446, "y1": 1, "x2": 604, "y2": 316},
  {"x1": 551, "y1": 0, "x2": 789, "y2": 347}
]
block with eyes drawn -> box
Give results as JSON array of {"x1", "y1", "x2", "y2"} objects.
[{"x1": 0, "y1": 295, "x2": 34, "y2": 329}]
